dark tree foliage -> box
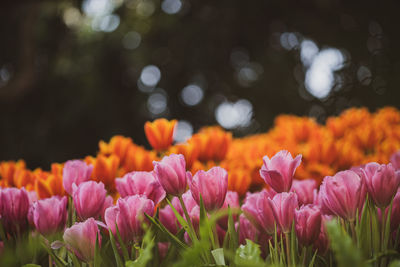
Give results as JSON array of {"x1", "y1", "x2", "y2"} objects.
[{"x1": 1, "y1": 0, "x2": 399, "y2": 168}]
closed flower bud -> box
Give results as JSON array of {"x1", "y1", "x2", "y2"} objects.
[
  {"x1": 0, "y1": 187, "x2": 30, "y2": 233},
  {"x1": 295, "y1": 204, "x2": 321, "y2": 246},
  {"x1": 188, "y1": 167, "x2": 228, "y2": 212},
  {"x1": 73, "y1": 181, "x2": 107, "y2": 220},
  {"x1": 153, "y1": 154, "x2": 187, "y2": 196},
  {"x1": 30, "y1": 196, "x2": 68, "y2": 235},
  {"x1": 268, "y1": 192, "x2": 298, "y2": 233},
  {"x1": 363, "y1": 162, "x2": 400, "y2": 208},
  {"x1": 63, "y1": 218, "x2": 101, "y2": 263},
  {"x1": 62, "y1": 160, "x2": 93, "y2": 195}
]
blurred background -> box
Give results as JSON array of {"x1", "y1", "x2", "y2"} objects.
[{"x1": 1, "y1": 0, "x2": 400, "y2": 169}]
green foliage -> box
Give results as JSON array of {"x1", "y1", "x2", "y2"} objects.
[
  {"x1": 234, "y1": 239, "x2": 263, "y2": 266},
  {"x1": 326, "y1": 220, "x2": 368, "y2": 267},
  {"x1": 125, "y1": 228, "x2": 155, "y2": 267}
]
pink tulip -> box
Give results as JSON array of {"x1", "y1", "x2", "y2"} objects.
[
  {"x1": 115, "y1": 171, "x2": 166, "y2": 205},
  {"x1": 218, "y1": 191, "x2": 240, "y2": 229},
  {"x1": 63, "y1": 218, "x2": 101, "y2": 263},
  {"x1": 159, "y1": 205, "x2": 180, "y2": 235},
  {"x1": 295, "y1": 205, "x2": 321, "y2": 246},
  {"x1": 391, "y1": 151, "x2": 400, "y2": 170},
  {"x1": 188, "y1": 167, "x2": 228, "y2": 212},
  {"x1": 238, "y1": 214, "x2": 259, "y2": 245},
  {"x1": 105, "y1": 195, "x2": 154, "y2": 244},
  {"x1": 0, "y1": 187, "x2": 30, "y2": 233},
  {"x1": 62, "y1": 160, "x2": 93, "y2": 195},
  {"x1": 389, "y1": 190, "x2": 400, "y2": 231},
  {"x1": 313, "y1": 215, "x2": 333, "y2": 254},
  {"x1": 153, "y1": 154, "x2": 187, "y2": 196},
  {"x1": 290, "y1": 179, "x2": 317, "y2": 206},
  {"x1": 363, "y1": 162, "x2": 400, "y2": 208},
  {"x1": 30, "y1": 196, "x2": 68, "y2": 235},
  {"x1": 100, "y1": 196, "x2": 114, "y2": 221},
  {"x1": 242, "y1": 190, "x2": 276, "y2": 235},
  {"x1": 268, "y1": 192, "x2": 298, "y2": 233},
  {"x1": 260, "y1": 150, "x2": 302, "y2": 193},
  {"x1": 319, "y1": 170, "x2": 366, "y2": 221},
  {"x1": 73, "y1": 181, "x2": 107, "y2": 220},
  {"x1": 27, "y1": 191, "x2": 38, "y2": 204}
]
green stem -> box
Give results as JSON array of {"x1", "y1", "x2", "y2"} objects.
[
  {"x1": 285, "y1": 232, "x2": 291, "y2": 267},
  {"x1": 178, "y1": 196, "x2": 197, "y2": 241}
]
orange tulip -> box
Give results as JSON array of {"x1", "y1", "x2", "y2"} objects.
[
  {"x1": 0, "y1": 160, "x2": 26, "y2": 187},
  {"x1": 86, "y1": 155, "x2": 120, "y2": 191},
  {"x1": 144, "y1": 119, "x2": 177, "y2": 151}
]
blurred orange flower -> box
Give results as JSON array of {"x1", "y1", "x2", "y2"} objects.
[{"x1": 144, "y1": 119, "x2": 177, "y2": 151}]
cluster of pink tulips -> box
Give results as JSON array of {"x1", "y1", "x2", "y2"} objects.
[{"x1": 0, "y1": 150, "x2": 400, "y2": 266}]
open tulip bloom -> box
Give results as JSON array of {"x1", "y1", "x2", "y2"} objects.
[{"x1": 1, "y1": 113, "x2": 400, "y2": 266}]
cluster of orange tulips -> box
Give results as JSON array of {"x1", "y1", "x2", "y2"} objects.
[{"x1": 1, "y1": 106, "x2": 399, "y2": 199}]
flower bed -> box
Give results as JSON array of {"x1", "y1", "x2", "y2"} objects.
[{"x1": 0, "y1": 107, "x2": 400, "y2": 266}]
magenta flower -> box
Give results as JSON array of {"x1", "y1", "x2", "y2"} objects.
[
  {"x1": 314, "y1": 215, "x2": 333, "y2": 255},
  {"x1": 30, "y1": 196, "x2": 68, "y2": 235},
  {"x1": 290, "y1": 179, "x2": 317, "y2": 206},
  {"x1": 0, "y1": 187, "x2": 30, "y2": 232},
  {"x1": 319, "y1": 170, "x2": 366, "y2": 221},
  {"x1": 159, "y1": 205, "x2": 180, "y2": 235},
  {"x1": 295, "y1": 204, "x2": 321, "y2": 246},
  {"x1": 62, "y1": 160, "x2": 93, "y2": 195},
  {"x1": 153, "y1": 154, "x2": 187, "y2": 196},
  {"x1": 218, "y1": 191, "x2": 240, "y2": 229},
  {"x1": 260, "y1": 150, "x2": 302, "y2": 193},
  {"x1": 63, "y1": 218, "x2": 101, "y2": 263},
  {"x1": 389, "y1": 190, "x2": 400, "y2": 231},
  {"x1": 238, "y1": 214, "x2": 259, "y2": 245},
  {"x1": 363, "y1": 162, "x2": 400, "y2": 208},
  {"x1": 188, "y1": 167, "x2": 228, "y2": 212},
  {"x1": 105, "y1": 195, "x2": 154, "y2": 244},
  {"x1": 115, "y1": 171, "x2": 166, "y2": 205},
  {"x1": 391, "y1": 150, "x2": 400, "y2": 170},
  {"x1": 73, "y1": 181, "x2": 107, "y2": 220},
  {"x1": 242, "y1": 190, "x2": 276, "y2": 235},
  {"x1": 268, "y1": 192, "x2": 298, "y2": 233}
]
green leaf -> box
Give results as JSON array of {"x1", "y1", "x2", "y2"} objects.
[
  {"x1": 199, "y1": 195, "x2": 215, "y2": 250},
  {"x1": 22, "y1": 264, "x2": 42, "y2": 267},
  {"x1": 234, "y1": 239, "x2": 263, "y2": 266},
  {"x1": 115, "y1": 223, "x2": 130, "y2": 261},
  {"x1": 167, "y1": 198, "x2": 197, "y2": 243},
  {"x1": 326, "y1": 220, "x2": 368, "y2": 267},
  {"x1": 211, "y1": 248, "x2": 225, "y2": 266},
  {"x1": 109, "y1": 229, "x2": 124, "y2": 267},
  {"x1": 144, "y1": 213, "x2": 188, "y2": 250},
  {"x1": 94, "y1": 232, "x2": 102, "y2": 267},
  {"x1": 125, "y1": 229, "x2": 155, "y2": 267}
]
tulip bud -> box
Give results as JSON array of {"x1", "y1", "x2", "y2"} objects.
[
  {"x1": 389, "y1": 190, "x2": 400, "y2": 231},
  {"x1": 63, "y1": 218, "x2": 101, "y2": 263},
  {"x1": 218, "y1": 191, "x2": 240, "y2": 229},
  {"x1": 73, "y1": 181, "x2": 107, "y2": 220},
  {"x1": 238, "y1": 214, "x2": 259, "y2": 245},
  {"x1": 105, "y1": 195, "x2": 154, "y2": 244},
  {"x1": 295, "y1": 205, "x2": 321, "y2": 246},
  {"x1": 319, "y1": 170, "x2": 365, "y2": 221},
  {"x1": 30, "y1": 196, "x2": 68, "y2": 235},
  {"x1": 268, "y1": 192, "x2": 298, "y2": 233},
  {"x1": 62, "y1": 160, "x2": 93, "y2": 195},
  {"x1": 144, "y1": 119, "x2": 177, "y2": 151},
  {"x1": 260, "y1": 150, "x2": 302, "y2": 193},
  {"x1": 115, "y1": 171, "x2": 166, "y2": 205},
  {"x1": 153, "y1": 154, "x2": 187, "y2": 196},
  {"x1": 391, "y1": 151, "x2": 400, "y2": 170},
  {"x1": 242, "y1": 190, "x2": 276, "y2": 235},
  {"x1": 290, "y1": 179, "x2": 317, "y2": 206},
  {"x1": 363, "y1": 162, "x2": 400, "y2": 208},
  {"x1": 0, "y1": 187, "x2": 30, "y2": 233},
  {"x1": 188, "y1": 167, "x2": 228, "y2": 212}
]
